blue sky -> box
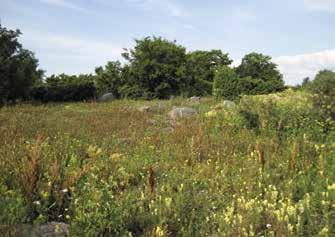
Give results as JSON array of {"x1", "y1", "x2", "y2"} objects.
[{"x1": 1, "y1": 0, "x2": 335, "y2": 85}]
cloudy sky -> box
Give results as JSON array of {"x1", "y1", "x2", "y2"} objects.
[{"x1": 1, "y1": 0, "x2": 335, "y2": 85}]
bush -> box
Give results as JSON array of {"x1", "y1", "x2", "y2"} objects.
[
  {"x1": 213, "y1": 66, "x2": 238, "y2": 100},
  {"x1": 308, "y1": 70, "x2": 335, "y2": 124},
  {"x1": 31, "y1": 82, "x2": 96, "y2": 102}
]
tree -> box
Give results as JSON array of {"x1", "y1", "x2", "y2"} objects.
[
  {"x1": 213, "y1": 66, "x2": 239, "y2": 100},
  {"x1": 308, "y1": 70, "x2": 335, "y2": 122},
  {"x1": 235, "y1": 52, "x2": 285, "y2": 94},
  {"x1": 95, "y1": 61, "x2": 122, "y2": 97},
  {"x1": 185, "y1": 50, "x2": 232, "y2": 96},
  {"x1": 0, "y1": 24, "x2": 42, "y2": 104},
  {"x1": 121, "y1": 36, "x2": 187, "y2": 99}
]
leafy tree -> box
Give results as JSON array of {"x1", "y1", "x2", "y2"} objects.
[
  {"x1": 308, "y1": 70, "x2": 335, "y2": 123},
  {"x1": 95, "y1": 61, "x2": 122, "y2": 97},
  {"x1": 121, "y1": 36, "x2": 187, "y2": 99},
  {"x1": 0, "y1": 24, "x2": 42, "y2": 104},
  {"x1": 235, "y1": 52, "x2": 285, "y2": 94},
  {"x1": 185, "y1": 50, "x2": 232, "y2": 96},
  {"x1": 213, "y1": 66, "x2": 239, "y2": 100}
]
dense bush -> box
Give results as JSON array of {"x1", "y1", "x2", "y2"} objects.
[
  {"x1": 184, "y1": 50, "x2": 232, "y2": 96},
  {"x1": 213, "y1": 66, "x2": 238, "y2": 100},
  {"x1": 31, "y1": 82, "x2": 96, "y2": 102},
  {"x1": 307, "y1": 70, "x2": 335, "y2": 125}
]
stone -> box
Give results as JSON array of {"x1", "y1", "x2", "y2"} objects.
[
  {"x1": 212, "y1": 100, "x2": 235, "y2": 110},
  {"x1": 188, "y1": 96, "x2": 201, "y2": 103},
  {"x1": 168, "y1": 107, "x2": 197, "y2": 120},
  {"x1": 138, "y1": 106, "x2": 152, "y2": 112},
  {"x1": 35, "y1": 222, "x2": 69, "y2": 237},
  {"x1": 98, "y1": 93, "x2": 114, "y2": 102}
]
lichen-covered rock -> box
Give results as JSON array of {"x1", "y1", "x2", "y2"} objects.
[{"x1": 168, "y1": 107, "x2": 197, "y2": 120}]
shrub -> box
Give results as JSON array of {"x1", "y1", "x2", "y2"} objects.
[
  {"x1": 213, "y1": 66, "x2": 238, "y2": 100},
  {"x1": 31, "y1": 82, "x2": 96, "y2": 102}
]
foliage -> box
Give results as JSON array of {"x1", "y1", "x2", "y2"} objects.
[
  {"x1": 308, "y1": 70, "x2": 335, "y2": 125},
  {"x1": 0, "y1": 24, "x2": 43, "y2": 105},
  {"x1": 95, "y1": 61, "x2": 123, "y2": 97},
  {"x1": 184, "y1": 50, "x2": 232, "y2": 96},
  {"x1": 235, "y1": 52, "x2": 285, "y2": 94},
  {"x1": 213, "y1": 65, "x2": 239, "y2": 100},
  {"x1": 31, "y1": 82, "x2": 96, "y2": 102},
  {"x1": 121, "y1": 36, "x2": 187, "y2": 99}
]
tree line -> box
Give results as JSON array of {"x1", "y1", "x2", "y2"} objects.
[{"x1": 1, "y1": 24, "x2": 333, "y2": 105}]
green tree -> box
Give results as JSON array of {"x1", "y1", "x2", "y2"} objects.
[
  {"x1": 121, "y1": 36, "x2": 187, "y2": 99},
  {"x1": 213, "y1": 66, "x2": 239, "y2": 100},
  {"x1": 308, "y1": 70, "x2": 335, "y2": 123},
  {"x1": 185, "y1": 50, "x2": 232, "y2": 96},
  {"x1": 236, "y1": 52, "x2": 285, "y2": 94},
  {"x1": 0, "y1": 24, "x2": 42, "y2": 104},
  {"x1": 95, "y1": 61, "x2": 122, "y2": 97}
]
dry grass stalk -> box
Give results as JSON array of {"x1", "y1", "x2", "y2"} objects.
[
  {"x1": 147, "y1": 167, "x2": 155, "y2": 194},
  {"x1": 257, "y1": 142, "x2": 265, "y2": 171},
  {"x1": 289, "y1": 142, "x2": 297, "y2": 172}
]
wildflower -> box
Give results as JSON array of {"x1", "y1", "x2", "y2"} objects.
[
  {"x1": 165, "y1": 197, "x2": 172, "y2": 208},
  {"x1": 205, "y1": 110, "x2": 218, "y2": 118},
  {"x1": 61, "y1": 188, "x2": 68, "y2": 193},
  {"x1": 33, "y1": 200, "x2": 41, "y2": 205},
  {"x1": 327, "y1": 183, "x2": 335, "y2": 190},
  {"x1": 266, "y1": 223, "x2": 272, "y2": 229},
  {"x1": 110, "y1": 153, "x2": 122, "y2": 161}
]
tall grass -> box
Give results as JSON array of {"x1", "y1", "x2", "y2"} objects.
[{"x1": 0, "y1": 91, "x2": 334, "y2": 236}]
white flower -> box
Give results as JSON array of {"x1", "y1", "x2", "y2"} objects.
[
  {"x1": 266, "y1": 223, "x2": 272, "y2": 229},
  {"x1": 33, "y1": 200, "x2": 41, "y2": 205},
  {"x1": 61, "y1": 188, "x2": 68, "y2": 193}
]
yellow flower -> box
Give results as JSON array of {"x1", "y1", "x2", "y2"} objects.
[
  {"x1": 110, "y1": 153, "x2": 122, "y2": 161},
  {"x1": 327, "y1": 183, "x2": 335, "y2": 191},
  {"x1": 205, "y1": 110, "x2": 218, "y2": 118}
]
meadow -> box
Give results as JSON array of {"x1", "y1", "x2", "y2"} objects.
[{"x1": 0, "y1": 89, "x2": 334, "y2": 236}]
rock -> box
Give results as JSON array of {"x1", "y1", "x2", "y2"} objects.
[
  {"x1": 35, "y1": 222, "x2": 69, "y2": 237},
  {"x1": 168, "y1": 107, "x2": 197, "y2": 120},
  {"x1": 188, "y1": 96, "x2": 201, "y2": 103},
  {"x1": 7, "y1": 222, "x2": 69, "y2": 237},
  {"x1": 138, "y1": 106, "x2": 152, "y2": 113},
  {"x1": 223, "y1": 100, "x2": 235, "y2": 108},
  {"x1": 98, "y1": 93, "x2": 114, "y2": 102},
  {"x1": 213, "y1": 100, "x2": 235, "y2": 110},
  {"x1": 162, "y1": 126, "x2": 174, "y2": 133}
]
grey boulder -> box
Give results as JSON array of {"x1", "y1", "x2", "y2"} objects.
[
  {"x1": 168, "y1": 107, "x2": 197, "y2": 120},
  {"x1": 98, "y1": 93, "x2": 114, "y2": 102}
]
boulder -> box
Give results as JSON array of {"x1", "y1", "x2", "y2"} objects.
[
  {"x1": 138, "y1": 106, "x2": 152, "y2": 113},
  {"x1": 98, "y1": 93, "x2": 114, "y2": 102},
  {"x1": 212, "y1": 100, "x2": 236, "y2": 110},
  {"x1": 168, "y1": 107, "x2": 197, "y2": 120},
  {"x1": 188, "y1": 96, "x2": 201, "y2": 103},
  {"x1": 34, "y1": 222, "x2": 69, "y2": 237}
]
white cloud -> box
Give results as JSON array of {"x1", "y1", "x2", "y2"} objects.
[
  {"x1": 304, "y1": 0, "x2": 335, "y2": 12},
  {"x1": 274, "y1": 49, "x2": 335, "y2": 85},
  {"x1": 21, "y1": 31, "x2": 124, "y2": 75},
  {"x1": 39, "y1": 0, "x2": 88, "y2": 12}
]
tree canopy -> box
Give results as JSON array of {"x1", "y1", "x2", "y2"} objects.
[{"x1": 0, "y1": 24, "x2": 42, "y2": 104}]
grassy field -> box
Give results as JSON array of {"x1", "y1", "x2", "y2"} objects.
[{"x1": 0, "y1": 90, "x2": 334, "y2": 236}]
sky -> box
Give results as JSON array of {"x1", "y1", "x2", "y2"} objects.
[{"x1": 1, "y1": 0, "x2": 335, "y2": 85}]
